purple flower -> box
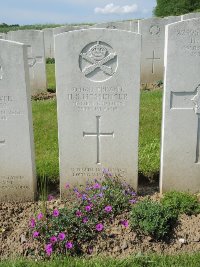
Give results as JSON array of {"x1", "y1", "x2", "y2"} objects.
[
  {"x1": 102, "y1": 168, "x2": 109, "y2": 174},
  {"x1": 29, "y1": 218, "x2": 36, "y2": 228},
  {"x1": 82, "y1": 194, "x2": 87, "y2": 200},
  {"x1": 96, "y1": 223, "x2": 104, "y2": 232},
  {"x1": 88, "y1": 247, "x2": 93, "y2": 254},
  {"x1": 121, "y1": 220, "x2": 129, "y2": 227},
  {"x1": 85, "y1": 205, "x2": 91, "y2": 212},
  {"x1": 33, "y1": 231, "x2": 39, "y2": 238},
  {"x1": 82, "y1": 217, "x2": 89, "y2": 223},
  {"x1": 45, "y1": 243, "x2": 53, "y2": 256},
  {"x1": 73, "y1": 187, "x2": 78, "y2": 192},
  {"x1": 93, "y1": 183, "x2": 101, "y2": 189},
  {"x1": 65, "y1": 183, "x2": 70, "y2": 189},
  {"x1": 131, "y1": 192, "x2": 137, "y2": 196},
  {"x1": 48, "y1": 194, "x2": 54, "y2": 201},
  {"x1": 98, "y1": 193, "x2": 104, "y2": 198},
  {"x1": 58, "y1": 232, "x2": 66, "y2": 241},
  {"x1": 37, "y1": 213, "x2": 43, "y2": 220},
  {"x1": 50, "y1": 236, "x2": 57, "y2": 244},
  {"x1": 52, "y1": 209, "x2": 59, "y2": 217},
  {"x1": 129, "y1": 199, "x2": 137, "y2": 204},
  {"x1": 76, "y1": 210, "x2": 82, "y2": 217},
  {"x1": 104, "y1": 205, "x2": 112, "y2": 213},
  {"x1": 65, "y1": 241, "x2": 73, "y2": 249}
]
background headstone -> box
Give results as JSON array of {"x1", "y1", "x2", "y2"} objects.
[
  {"x1": 92, "y1": 20, "x2": 138, "y2": 32},
  {"x1": 160, "y1": 18, "x2": 200, "y2": 193},
  {"x1": 0, "y1": 33, "x2": 6, "y2": 39},
  {"x1": 0, "y1": 39, "x2": 36, "y2": 201},
  {"x1": 7, "y1": 30, "x2": 47, "y2": 95},
  {"x1": 55, "y1": 29, "x2": 141, "y2": 197},
  {"x1": 139, "y1": 16, "x2": 181, "y2": 85},
  {"x1": 43, "y1": 28, "x2": 54, "y2": 58},
  {"x1": 53, "y1": 25, "x2": 89, "y2": 35},
  {"x1": 182, "y1": 12, "x2": 200, "y2": 20}
]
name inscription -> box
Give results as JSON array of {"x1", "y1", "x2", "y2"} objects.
[{"x1": 0, "y1": 95, "x2": 23, "y2": 120}]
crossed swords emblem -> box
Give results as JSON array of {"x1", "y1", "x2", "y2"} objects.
[{"x1": 80, "y1": 41, "x2": 116, "y2": 76}]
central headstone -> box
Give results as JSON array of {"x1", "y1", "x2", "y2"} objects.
[{"x1": 55, "y1": 29, "x2": 141, "y2": 197}]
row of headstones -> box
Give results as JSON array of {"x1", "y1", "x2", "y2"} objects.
[
  {"x1": 0, "y1": 17, "x2": 200, "y2": 202},
  {"x1": 1, "y1": 12, "x2": 200, "y2": 96}
]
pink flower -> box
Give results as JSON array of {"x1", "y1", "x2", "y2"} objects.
[
  {"x1": 85, "y1": 205, "x2": 92, "y2": 212},
  {"x1": 75, "y1": 210, "x2": 82, "y2": 217},
  {"x1": 96, "y1": 223, "x2": 104, "y2": 232},
  {"x1": 65, "y1": 241, "x2": 73, "y2": 249},
  {"x1": 50, "y1": 236, "x2": 57, "y2": 244},
  {"x1": 45, "y1": 243, "x2": 53, "y2": 256},
  {"x1": 33, "y1": 231, "x2": 39, "y2": 238},
  {"x1": 37, "y1": 213, "x2": 43, "y2": 220},
  {"x1": 29, "y1": 218, "x2": 36, "y2": 228},
  {"x1": 48, "y1": 195, "x2": 54, "y2": 201},
  {"x1": 82, "y1": 217, "x2": 89, "y2": 223},
  {"x1": 93, "y1": 183, "x2": 101, "y2": 189},
  {"x1": 121, "y1": 220, "x2": 129, "y2": 227},
  {"x1": 104, "y1": 205, "x2": 112, "y2": 212},
  {"x1": 65, "y1": 183, "x2": 70, "y2": 189},
  {"x1": 52, "y1": 209, "x2": 59, "y2": 217},
  {"x1": 58, "y1": 232, "x2": 66, "y2": 241}
]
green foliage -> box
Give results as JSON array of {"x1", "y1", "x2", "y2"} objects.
[
  {"x1": 46, "y1": 64, "x2": 56, "y2": 92},
  {"x1": 130, "y1": 199, "x2": 177, "y2": 240},
  {"x1": 154, "y1": 0, "x2": 200, "y2": 17},
  {"x1": 46, "y1": 58, "x2": 55, "y2": 64},
  {"x1": 161, "y1": 191, "x2": 200, "y2": 215},
  {"x1": 30, "y1": 174, "x2": 137, "y2": 256}
]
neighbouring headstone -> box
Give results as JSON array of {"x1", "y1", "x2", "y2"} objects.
[
  {"x1": 139, "y1": 16, "x2": 181, "y2": 85},
  {"x1": 182, "y1": 12, "x2": 200, "y2": 20},
  {"x1": 0, "y1": 39, "x2": 36, "y2": 201},
  {"x1": 160, "y1": 18, "x2": 200, "y2": 193},
  {"x1": 43, "y1": 28, "x2": 54, "y2": 58},
  {"x1": 0, "y1": 33, "x2": 6, "y2": 39},
  {"x1": 55, "y1": 29, "x2": 141, "y2": 197},
  {"x1": 92, "y1": 20, "x2": 138, "y2": 32},
  {"x1": 7, "y1": 30, "x2": 47, "y2": 95},
  {"x1": 53, "y1": 25, "x2": 89, "y2": 35}
]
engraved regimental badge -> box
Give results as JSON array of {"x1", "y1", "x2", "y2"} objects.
[{"x1": 79, "y1": 41, "x2": 118, "y2": 82}]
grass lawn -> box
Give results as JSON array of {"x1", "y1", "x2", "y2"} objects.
[
  {"x1": 1, "y1": 253, "x2": 200, "y2": 267},
  {"x1": 33, "y1": 63, "x2": 162, "y2": 184}
]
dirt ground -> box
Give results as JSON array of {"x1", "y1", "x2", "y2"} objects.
[{"x1": 0, "y1": 182, "x2": 200, "y2": 260}]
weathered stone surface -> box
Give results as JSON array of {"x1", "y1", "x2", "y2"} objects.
[
  {"x1": 0, "y1": 33, "x2": 6, "y2": 39},
  {"x1": 182, "y1": 12, "x2": 200, "y2": 20},
  {"x1": 92, "y1": 20, "x2": 138, "y2": 32},
  {"x1": 160, "y1": 18, "x2": 200, "y2": 193},
  {"x1": 55, "y1": 29, "x2": 141, "y2": 197},
  {"x1": 7, "y1": 30, "x2": 47, "y2": 95},
  {"x1": 0, "y1": 39, "x2": 36, "y2": 201},
  {"x1": 43, "y1": 28, "x2": 54, "y2": 58},
  {"x1": 53, "y1": 25, "x2": 89, "y2": 35},
  {"x1": 139, "y1": 16, "x2": 181, "y2": 85}
]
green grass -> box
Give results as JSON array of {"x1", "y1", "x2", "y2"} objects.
[
  {"x1": 1, "y1": 253, "x2": 200, "y2": 267},
  {"x1": 46, "y1": 64, "x2": 56, "y2": 92},
  {"x1": 33, "y1": 64, "x2": 162, "y2": 183}
]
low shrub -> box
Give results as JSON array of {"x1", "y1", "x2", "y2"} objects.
[
  {"x1": 130, "y1": 199, "x2": 177, "y2": 240},
  {"x1": 46, "y1": 58, "x2": 55, "y2": 64},
  {"x1": 161, "y1": 191, "x2": 200, "y2": 216},
  {"x1": 29, "y1": 171, "x2": 137, "y2": 257}
]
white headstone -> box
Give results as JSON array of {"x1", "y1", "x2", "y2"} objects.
[
  {"x1": 7, "y1": 30, "x2": 47, "y2": 95},
  {"x1": 160, "y1": 18, "x2": 200, "y2": 193},
  {"x1": 0, "y1": 39, "x2": 36, "y2": 201},
  {"x1": 55, "y1": 29, "x2": 141, "y2": 197},
  {"x1": 139, "y1": 17, "x2": 181, "y2": 85},
  {"x1": 53, "y1": 25, "x2": 89, "y2": 35},
  {"x1": 92, "y1": 20, "x2": 138, "y2": 32},
  {"x1": 182, "y1": 12, "x2": 200, "y2": 20},
  {"x1": 0, "y1": 33, "x2": 6, "y2": 39},
  {"x1": 43, "y1": 28, "x2": 54, "y2": 58}
]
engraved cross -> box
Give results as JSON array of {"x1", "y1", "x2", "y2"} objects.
[
  {"x1": 146, "y1": 50, "x2": 160, "y2": 74},
  {"x1": 27, "y1": 46, "x2": 43, "y2": 79},
  {"x1": 171, "y1": 84, "x2": 200, "y2": 163},
  {"x1": 83, "y1": 116, "x2": 114, "y2": 164}
]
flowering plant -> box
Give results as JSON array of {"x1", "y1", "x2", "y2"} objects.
[{"x1": 29, "y1": 171, "x2": 137, "y2": 257}]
